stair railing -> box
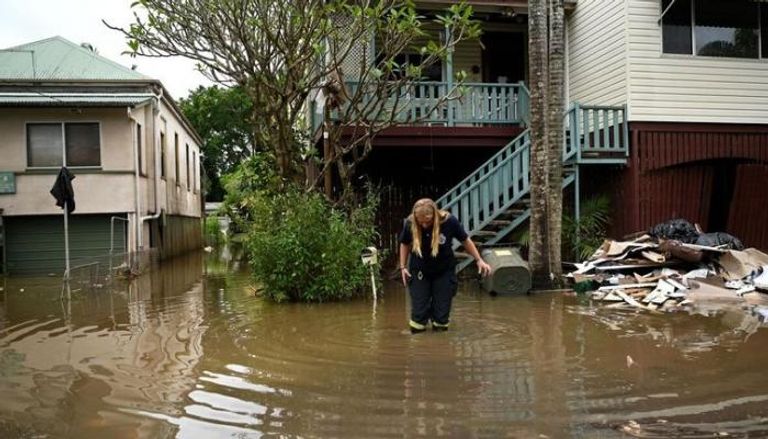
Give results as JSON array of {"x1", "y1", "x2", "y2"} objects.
[
  {"x1": 441, "y1": 136, "x2": 532, "y2": 249},
  {"x1": 568, "y1": 103, "x2": 629, "y2": 160},
  {"x1": 436, "y1": 101, "x2": 629, "y2": 256},
  {"x1": 436, "y1": 129, "x2": 530, "y2": 208}
]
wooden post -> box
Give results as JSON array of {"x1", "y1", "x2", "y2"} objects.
[{"x1": 323, "y1": 106, "x2": 333, "y2": 199}]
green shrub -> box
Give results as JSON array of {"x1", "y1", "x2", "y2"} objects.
[
  {"x1": 243, "y1": 187, "x2": 380, "y2": 302},
  {"x1": 221, "y1": 153, "x2": 282, "y2": 234},
  {"x1": 516, "y1": 194, "x2": 611, "y2": 261},
  {"x1": 204, "y1": 216, "x2": 223, "y2": 245},
  {"x1": 563, "y1": 194, "x2": 611, "y2": 261}
]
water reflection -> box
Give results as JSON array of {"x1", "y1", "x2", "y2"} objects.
[
  {"x1": 0, "y1": 252, "x2": 206, "y2": 438},
  {"x1": 0, "y1": 247, "x2": 766, "y2": 438}
]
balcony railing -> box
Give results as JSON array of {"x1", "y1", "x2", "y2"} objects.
[{"x1": 331, "y1": 81, "x2": 530, "y2": 127}]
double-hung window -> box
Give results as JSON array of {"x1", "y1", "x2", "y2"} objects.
[
  {"x1": 662, "y1": 0, "x2": 766, "y2": 59},
  {"x1": 27, "y1": 122, "x2": 101, "y2": 168}
]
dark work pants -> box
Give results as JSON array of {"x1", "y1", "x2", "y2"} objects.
[{"x1": 408, "y1": 269, "x2": 458, "y2": 329}]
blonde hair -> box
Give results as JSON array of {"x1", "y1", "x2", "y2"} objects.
[{"x1": 408, "y1": 198, "x2": 449, "y2": 258}]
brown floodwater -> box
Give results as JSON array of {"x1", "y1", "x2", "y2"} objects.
[{"x1": 1, "y1": 248, "x2": 768, "y2": 439}]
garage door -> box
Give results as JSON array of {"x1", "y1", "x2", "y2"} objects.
[{"x1": 4, "y1": 214, "x2": 127, "y2": 276}]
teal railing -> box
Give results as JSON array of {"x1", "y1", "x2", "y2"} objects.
[
  {"x1": 334, "y1": 81, "x2": 530, "y2": 126},
  {"x1": 567, "y1": 104, "x2": 629, "y2": 161},
  {"x1": 437, "y1": 128, "x2": 533, "y2": 250},
  {"x1": 436, "y1": 102, "x2": 628, "y2": 267}
]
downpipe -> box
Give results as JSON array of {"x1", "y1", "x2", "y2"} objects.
[{"x1": 139, "y1": 88, "x2": 165, "y2": 260}]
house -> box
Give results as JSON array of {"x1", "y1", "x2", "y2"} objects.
[
  {"x1": 569, "y1": 0, "x2": 768, "y2": 248},
  {"x1": 0, "y1": 36, "x2": 203, "y2": 276},
  {"x1": 316, "y1": 0, "x2": 768, "y2": 262}
]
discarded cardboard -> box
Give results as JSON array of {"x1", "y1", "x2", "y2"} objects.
[
  {"x1": 718, "y1": 249, "x2": 768, "y2": 281},
  {"x1": 567, "y1": 221, "x2": 768, "y2": 318},
  {"x1": 686, "y1": 280, "x2": 743, "y2": 303}
]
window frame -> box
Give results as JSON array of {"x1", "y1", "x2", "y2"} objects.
[
  {"x1": 192, "y1": 150, "x2": 198, "y2": 194},
  {"x1": 25, "y1": 121, "x2": 103, "y2": 169},
  {"x1": 185, "y1": 143, "x2": 190, "y2": 191},
  {"x1": 661, "y1": 0, "x2": 766, "y2": 61},
  {"x1": 174, "y1": 132, "x2": 180, "y2": 187},
  {"x1": 160, "y1": 131, "x2": 167, "y2": 180},
  {"x1": 136, "y1": 122, "x2": 146, "y2": 177}
]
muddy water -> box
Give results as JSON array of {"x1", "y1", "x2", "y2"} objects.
[{"x1": 1, "y1": 249, "x2": 768, "y2": 438}]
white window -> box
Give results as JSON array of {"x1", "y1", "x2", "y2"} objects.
[
  {"x1": 27, "y1": 122, "x2": 101, "y2": 168},
  {"x1": 662, "y1": 0, "x2": 766, "y2": 59}
]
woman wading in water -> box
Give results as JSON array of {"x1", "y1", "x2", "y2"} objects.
[{"x1": 399, "y1": 198, "x2": 492, "y2": 333}]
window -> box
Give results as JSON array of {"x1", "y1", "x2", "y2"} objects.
[
  {"x1": 174, "y1": 133, "x2": 180, "y2": 185},
  {"x1": 27, "y1": 122, "x2": 100, "y2": 168},
  {"x1": 136, "y1": 123, "x2": 143, "y2": 174},
  {"x1": 662, "y1": 0, "x2": 764, "y2": 59},
  {"x1": 764, "y1": 6, "x2": 768, "y2": 56},
  {"x1": 185, "y1": 143, "x2": 190, "y2": 190},
  {"x1": 192, "y1": 151, "x2": 197, "y2": 193},
  {"x1": 160, "y1": 132, "x2": 166, "y2": 178},
  {"x1": 662, "y1": 0, "x2": 692, "y2": 54}
]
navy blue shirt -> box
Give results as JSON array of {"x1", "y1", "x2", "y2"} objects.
[{"x1": 399, "y1": 215, "x2": 468, "y2": 276}]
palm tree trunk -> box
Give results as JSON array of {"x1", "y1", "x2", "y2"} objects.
[
  {"x1": 547, "y1": 0, "x2": 565, "y2": 286},
  {"x1": 528, "y1": 0, "x2": 550, "y2": 288}
]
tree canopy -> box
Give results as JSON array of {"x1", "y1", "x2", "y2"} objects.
[
  {"x1": 179, "y1": 85, "x2": 254, "y2": 201},
  {"x1": 109, "y1": 0, "x2": 479, "y2": 201}
]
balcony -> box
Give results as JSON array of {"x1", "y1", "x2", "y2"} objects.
[{"x1": 330, "y1": 81, "x2": 529, "y2": 128}]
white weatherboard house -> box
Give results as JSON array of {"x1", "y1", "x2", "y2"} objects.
[{"x1": 0, "y1": 36, "x2": 203, "y2": 275}]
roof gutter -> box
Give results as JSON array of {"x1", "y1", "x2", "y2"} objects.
[{"x1": 0, "y1": 78, "x2": 203, "y2": 145}]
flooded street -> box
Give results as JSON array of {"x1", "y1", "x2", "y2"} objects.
[{"x1": 1, "y1": 248, "x2": 768, "y2": 438}]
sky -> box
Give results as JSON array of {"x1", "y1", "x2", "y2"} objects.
[{"x1": 0, "y1": 0, "x2": 213, "y2": 100}]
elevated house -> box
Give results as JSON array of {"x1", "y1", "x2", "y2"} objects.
[
  {"x1": 571, "y1": 0, "x2": 768, "y2": 249},
  {"x1": 0, "y1": 36, "x2": 203, "y2": 276},
  {"x1": 315, "y1": 0, "x2": 768, "y2": 264}
]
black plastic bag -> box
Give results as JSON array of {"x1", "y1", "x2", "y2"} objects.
[
  {"x1": 695, "y1": 232, "x2": 744, "y2": 250},
  {"x1": 649, "y1": 218, "x2": 699, "y2": 243}
]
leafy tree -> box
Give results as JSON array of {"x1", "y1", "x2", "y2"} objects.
[
  {"x1": 109, "y1": 0, "x2": 479, "y2": 200},
  {"x1": 179, "y1": 85, "x2": 255, "y2": 201},
  {"x1": 220, "y1": 153, "x2": 281, "y2": 234}
]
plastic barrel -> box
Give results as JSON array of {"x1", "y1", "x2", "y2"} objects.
[{"x1": 480, "y1": 248, "x2": 531, "y2": 294}]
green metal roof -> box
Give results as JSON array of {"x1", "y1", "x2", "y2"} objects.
[
  {"x1": 0, "y1": 36, "x2": 151, "y2": 82},
  {"x1": 0, "y1": 92, "x2": 155, "y2": 106}
]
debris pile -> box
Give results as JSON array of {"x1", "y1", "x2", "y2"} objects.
[{"x1": 568, "y1": 219, "x2": 768, "y2": 313}]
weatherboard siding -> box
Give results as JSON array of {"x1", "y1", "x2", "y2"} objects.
[
  {"x1": 627, "y1": 0, "x2": 768, "y2": 124},
  {"x1": 567, "y1": 0, "x2": 628, "y2": 107}
]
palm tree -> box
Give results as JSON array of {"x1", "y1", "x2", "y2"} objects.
[
  {"x1": 528, "y1": 0, "x2": 565, "y2": 288},
  {"x1": 547, "y1": 0, "x2": 565, "y2": 286}
]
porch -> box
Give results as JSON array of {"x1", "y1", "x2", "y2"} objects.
[{"x1": 336, "y1": 81, "x2": 530, "y2": 127}]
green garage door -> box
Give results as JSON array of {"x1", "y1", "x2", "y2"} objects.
[{"x1": 4, "y1": 214, "x2": 127, "y2": 276}]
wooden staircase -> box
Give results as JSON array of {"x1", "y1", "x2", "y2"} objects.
[{"x1": 436, "y1": 103, "x2": 629, "y2": 271}]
